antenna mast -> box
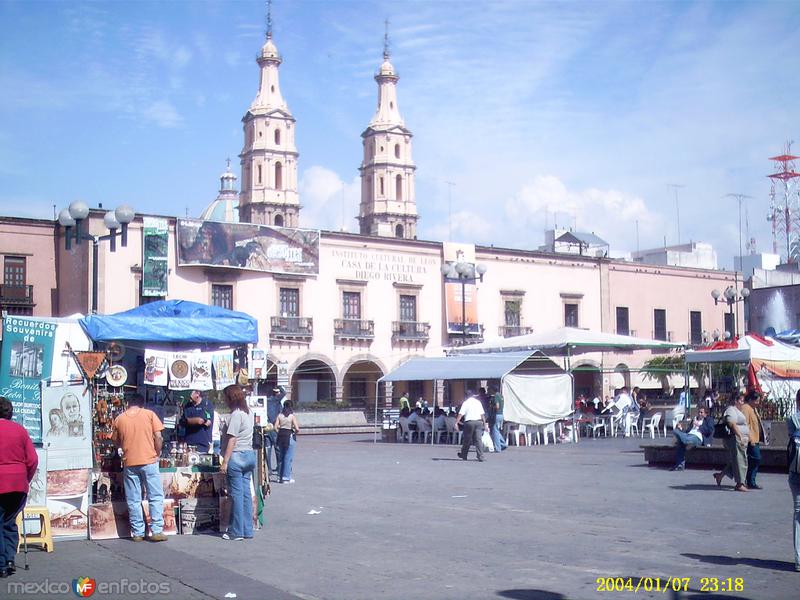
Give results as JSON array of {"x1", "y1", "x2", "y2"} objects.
[
  {"x1": 767, "y1": 141, "x2": 800, "y2": 263},
  {"x1": 266, "y1": 0, "x2": 273, "y2": 39}
]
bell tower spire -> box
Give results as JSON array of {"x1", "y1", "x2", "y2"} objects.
[
  {"x1": 239, "y1": 0, "x2": 300, "y2": 227},
  {"x1": 358, "y1": 22, "x2": 417, "y2": 239}
]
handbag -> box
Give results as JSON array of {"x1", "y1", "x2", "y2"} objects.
[
  {"x1": 713, "y1": 418, "x2": 731, "y2": 440},
  {"x1": 481, "y1": 430, "x2": 495, "y2": 452}
]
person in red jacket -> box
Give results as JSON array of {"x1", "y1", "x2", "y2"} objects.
[{"x1": 0, "y1": 396, "x2": 38, "y2": 578}]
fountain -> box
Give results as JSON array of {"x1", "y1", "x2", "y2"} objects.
[{"x1": 764, "y1": 289, "x2": 793, "y2": 334}]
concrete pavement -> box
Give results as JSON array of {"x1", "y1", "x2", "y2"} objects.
[{"x1": 4, "y1": 433, "x2": 796, "y2": 599}]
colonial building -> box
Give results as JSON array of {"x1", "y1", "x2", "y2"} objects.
[{"x1": 1, "y1": 21, "x2": 741, "y2": 407}]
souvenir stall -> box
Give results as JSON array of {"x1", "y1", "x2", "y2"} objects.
[{"x1": 77, "y1": 300, "x2": 263, "y2": 539}]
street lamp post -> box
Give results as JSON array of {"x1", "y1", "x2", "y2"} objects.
[
  {"x1": 711, "y1": 285, "x2": 750, "y2": 339},
  {"x1": 57, "y1": 201, "x2": 135, "y2": 314},
  {"x1": 440, "y1": 252, "x2": 487, "y2": 345}
]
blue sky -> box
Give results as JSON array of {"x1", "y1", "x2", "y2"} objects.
[{"x1": 1, "y1": 0, "x2": 798, "y2": 268}]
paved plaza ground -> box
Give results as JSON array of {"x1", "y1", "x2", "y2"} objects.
[{"x1": 4, "y1": 433, "x2": 798, "y2": 600}]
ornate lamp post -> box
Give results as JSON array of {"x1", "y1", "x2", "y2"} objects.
[
  {"x1": 57, "y1": 201, "x2": 135, "y2": 314},
  {"x1": 711, "y1": 285, "x2": 749, "y2": 339},
  {"x1": 440, "y1": 252, "x2": 487, "y2": 345}
]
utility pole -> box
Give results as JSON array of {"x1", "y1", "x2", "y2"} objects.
[
  {"x1": 445, "y1": 181, "x2": 455, "y2": 241},
  {"x1": 667, "y1": 184, "x2": 685, "y2": 245},
  {"x1": 726, "y1": 193, "x2": 753, "y2": 341}
]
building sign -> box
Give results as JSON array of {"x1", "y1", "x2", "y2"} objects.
[
  {"x1": 142, "y1": 217, "x2": 169, "y2": 297},
  {"x1": 330, "y1": 248, "x2": 436, "y2": 284},
  {"x1": 177, "y1": 219, "x2": 319, "y2": 275},
  {"x1": 0, "y1": 317, "x2": 57, "y2": 442}
]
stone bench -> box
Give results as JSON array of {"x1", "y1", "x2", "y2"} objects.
[
  {"x1": 295, "y1": 410, "x2": 376, "y2": 435},
  {"x1": 641, "y1": 443, "x2": 788, "y2": 471}
]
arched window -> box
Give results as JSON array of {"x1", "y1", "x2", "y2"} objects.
[
  {"x1": 394, "y1": 144, "x2": 400, "y2": 159},
  {"x1": 379, "y1": 177, "x2": 384, "y2": 196},
  {"x1": 275, "y1": 162, "x2": 283, "y2": 189},
  {"x1": 274, "y1": 214, "x2": 284, "y2": 227},
  {"x1": 395, "y1": 224, "x2": 404, "y2": 238},
  {"x1": 274, "y1": 129, "x2": 281, "y2": 145},
  {"x1": 257, "y1": 164, "x2": 262, "y2": 184},
  {"x1": 395, "y1": 175, "x2": 403, "y2": 201}
]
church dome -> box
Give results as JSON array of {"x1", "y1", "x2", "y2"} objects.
[
  {"x1": 378, "y1": 59, "x2": 396, "y2": 77},
  {"x1": 200, "y1": 160, "x2": 240, "y2": 223}
]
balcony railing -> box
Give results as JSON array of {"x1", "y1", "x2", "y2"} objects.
[
  {"x1": 270, "y1": 316, "x2": 313, "y2": 340},
  {"x1": 334, "y1": 318, "x2": 375, "y2": 341},
  {"x1": 0, "y1": 284, "x2": 34, "y2": 305},
  {"x1": 392, "y1": 321, "x2": 430, "y2": 342},
  {"x1": 498, "y1": 325, "x2": 532, "y2": 338}
]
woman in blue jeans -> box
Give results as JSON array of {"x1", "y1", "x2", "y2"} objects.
[
  {"x1": 221, "y1": 385, "x2": 256, "y2": 541},
  {"x1": 274, "y1": 401, "x2": 300, "y2": 483},
  {"x1": 788, "y1": 390, "x2": 800, "y2": 571}
]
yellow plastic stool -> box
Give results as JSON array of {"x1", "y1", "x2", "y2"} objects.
[{"x1": 16, "y1": 507, "x2": 54, "y2": 553}]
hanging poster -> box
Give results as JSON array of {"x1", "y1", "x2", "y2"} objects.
[
  {"x1": 51, "y1": 321, "x2": 92, "y2": 383},
  {"x1": 248, "y1": 347, "x2": 268, "y2": 380},
  {"x1": 28, "y1": 447, "x2": 48, "y2": 508},
  {"x1": 442, "y1": 243, "x2": 481, "y2": 336},
  {"x1": 142, "y1": 216, "x2": 169, "y2": 297},
  {"x1": 168, "y1": 352, "x2": 192, "y2": 390},
  {"x1": 143, "y1": 349, "x2": 169, "y2": 386},
  {"x1": 0, "y1": 317, "x2": 57, "y2": 442},
  {"x1": 212, "y1": 350, "x2": 235, "y2": 389},
  {"x1": 191, "y1": 352, "x2": 213, "y2": 390},
  {"x1": 42, "y1": 383, "x2": 93, "y2": 470},
  {"x1": 177, "y1": 219, "x2": 320, "y2": 275}
]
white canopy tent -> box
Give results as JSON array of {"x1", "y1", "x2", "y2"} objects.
[
  {"x1": 375, "y1": 351, "x2": 574, "y2": 443},
  {"x1": 451, "y1": 326, "x2": 682, "y2": 357}
]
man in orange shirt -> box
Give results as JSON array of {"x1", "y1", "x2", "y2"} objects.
[{"x1": 112, "y1": 394, "x2": 166, "y2": 542}]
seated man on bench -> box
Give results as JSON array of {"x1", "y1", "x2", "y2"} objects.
[{"x1": 670, "y1": 406, "x2": 714, "y2": 471}]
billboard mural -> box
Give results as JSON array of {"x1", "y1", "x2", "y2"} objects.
[
  {"x1": 142, "y1": 217, "x2": 169, "y2": 297},
  {"x1": 177, "y1": 219, "x2": 319, "y2": 275}
]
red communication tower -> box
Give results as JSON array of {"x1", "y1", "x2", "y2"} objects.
[{"x1": 767, "y1": 141, "x2": 800, "y2": 262}]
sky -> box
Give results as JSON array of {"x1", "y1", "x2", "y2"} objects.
[{"x1": 1, "y1": 0, "x2": 799, "y2": 269}]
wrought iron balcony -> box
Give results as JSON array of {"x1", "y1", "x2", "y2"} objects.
[
  {"x1": 334, "y1": 318, "x2": 374, "y2": 341},
  {"x1": 0, "y1": 284, "x2": 34, "y2": 305},
  {"x1": 392, "y1": 321, "x2": 430, "y2": 342},
  {"x1": 270, "y1": 316, "x2": 313, "y2": 340},
  {"x1": 498, "y1": 325, "x2": 532, "y2": 338}
]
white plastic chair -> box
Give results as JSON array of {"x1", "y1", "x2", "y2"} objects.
[
  {"x1": 508, "y1": 424, "x2": 527, "y2": 446},
  {"x1": 589, "y1": 417, "x2": 607, "y2": 438},
  {"x1": 542, "y1": 422, "x2": 557, "y2": 445},
  {"x1": 642, "y1": 412, "x2": 662, "y2": 439},
  {"x1": 625, "y1": 413, "x2": 640, "y2": 437}
]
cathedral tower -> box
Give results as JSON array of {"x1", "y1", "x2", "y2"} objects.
[
  {"x1": 358, "y1": 28, "x2": 417, "y2": 239},
  {"x1": 238, "y1": 8, "x2": 300, "y2": 227}
]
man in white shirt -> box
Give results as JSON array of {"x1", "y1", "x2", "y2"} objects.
[{"x1": 455, "y1": 391, "x2": 489, "y2": 462}]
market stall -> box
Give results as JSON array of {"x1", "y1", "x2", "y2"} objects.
[{"x1": 76, "y1": 300, "x2": 262, "y2": 539}]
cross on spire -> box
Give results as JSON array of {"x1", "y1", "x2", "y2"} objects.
[{"x1": 383, "y1": 18, "x2": 390, "y2": 60}]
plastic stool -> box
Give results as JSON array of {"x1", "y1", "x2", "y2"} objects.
[{"x1": 16, "y1": 507, "x2": 54, "y2": 552}]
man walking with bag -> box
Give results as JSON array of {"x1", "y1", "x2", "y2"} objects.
[{"x1": 455, "y1": 391, "x2": 489, "y2": 462}]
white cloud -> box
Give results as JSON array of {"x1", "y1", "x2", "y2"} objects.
[
  {"x1": 142, "y1": 100, "x2": 183, "y2": 128},
  {"x1": 500, "y1": 175, "x2": 663, "y2": 252},
  {"x1": 298, "y1": 166, "x2": 360, "y2": 232},
  {"x1": 173, "y1": 46, "x2": 192, "y2": 69}
]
